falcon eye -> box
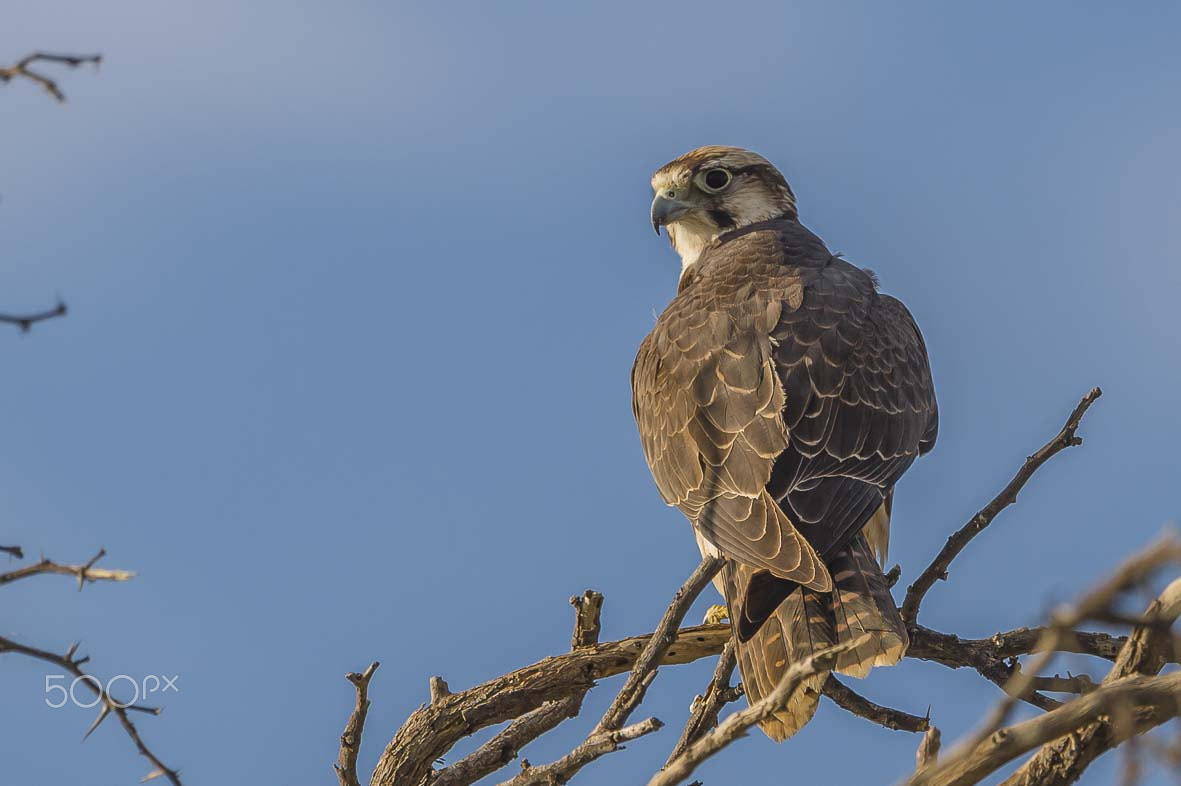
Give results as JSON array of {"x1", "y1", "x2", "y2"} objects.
[{"x1": 698, "y1": 168, "x2": 732, "y2": 193}]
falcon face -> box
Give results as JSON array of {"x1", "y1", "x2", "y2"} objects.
[
  {"x1": 633, "y1": 145, "x2": 939, "y2": 741},
  {"x1": 650, "y1": 146, "x2": 797, "y2": 270}
]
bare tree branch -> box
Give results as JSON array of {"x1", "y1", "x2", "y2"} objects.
[
  {"x1": 902, "y1": 387, "x2": 1102, "y2": 623},
  {"x1": 998, "y1": 577, "x2": 1181, "y2": 785},
  {"x1": 822, "y1": 676, "x2": 930, "y2": 733},
  {"x1": 916, "y1": 726, "x2": 942, "y2": 773},
  {"x1": 336, "y1": 662, "x2": 379, "y2": 786},
  {"x1": 497, "y1": 555, "x2": 724, "y2": 786},
  {"x1": 665, "y1": 641, "x2": 740, "y2": 765},
  {"x1": 907, "y1": 671, "x2": 1181, "y2": 786},
  {"x1": 366, "y1": 560, "x2": 725, "y2": 786},
  {"x1": 0, "y1": 52, "x2": 100, "y2": 102},
  {"x1": 351, "y1": 610, "x2": 1144, "y2": 785},
  {"x1": 0, "y1": 546, "x2": 181, "y2": 782},
  {"x1": 908, "y1": 536, "x2": 1181, "y2": 785},
  {"x1": 0, "y1": 635, "x2": 181, "y2": 785},
  {"x1": 570, "y1": 590, "x2": 604, "y2": 649},
  {"x1": 0, "y1": 300, "x2": 68, "y2": 332},
  {"x1": 650, "y1": 637, "x2": 869, "y2": 786},
  {"x1": 0, "y1": 547, "x2": 134, "y2": 589},
  {"x1": 432, "y1": 697, "x2": 584, "y2": 786},
  {"x1": 345, "y1": 387, "x2": 1181, "y2": 785}
]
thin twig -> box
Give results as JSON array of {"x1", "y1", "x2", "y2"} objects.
[
  {"x1": 0, "y1": 548, "x2": 135, "y2": 589},
  {"x1": 0, "y1": 300, "x2": 68, "y2": 332},
  {"x1": 650, "y1": 637, "x2": 869, "y2": 786},
  {"x1": 665, "y1": 641, "x2": 740, "y2": 765},
  {"x1": 902, "y1": 387, "x2": 1102, "y2": 623},
  {"x1": 499, "y1": 555, "x2": 724, "y2": 786},
  {"x1": 0, "y1": 53, "x2": 100, "y2": 102},
  {"x1": 335, "y1": 662, "x2": 379, "y2": 786},
  {"x1": 909, "y1": 535, "x2": 1181, "y2": 785},
  {"x1": 364, "y1": 614, "x2": 1150, "y2": 786},
  {"x1": 0, "y1": 635, "x2": 180, "y2": 784},
  {"x1": 822, "y1": 676, "x2": 929, "y2": 733},
  {"x1": 432, "y1": 697, "x2": 584, "y2": 786},
  {"x1": 999, "y1": 577, "x2": 1181, "y2": 785},
  {"x1": 905, "y1": 671, "x2": 1181, "y2": 786},
  {"x1": 367, "y1": 621, "x2": 731, "y2": 786}
]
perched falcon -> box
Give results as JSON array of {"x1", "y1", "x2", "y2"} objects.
[{"x1": 632, "y1": 146, "x2": 938, "y2": 740}]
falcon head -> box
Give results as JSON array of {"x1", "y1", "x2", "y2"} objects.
[{"x1": 650, "y1": 146, "x2": 797, "y2": 270}]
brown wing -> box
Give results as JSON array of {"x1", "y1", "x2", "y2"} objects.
[
  {"x1": 766, "y1": 256, "x2": 939, "y2": 561},
  {"x1": 632, "y1": 220, "x2": 937, "y2": 599},
  {"x1": 632, "y1": 245, "x2": 831, "y2": 591}
]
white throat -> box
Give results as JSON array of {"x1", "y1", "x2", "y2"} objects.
[{"x1": 668, "y1": 223, "x2": 718, "y2": 272}]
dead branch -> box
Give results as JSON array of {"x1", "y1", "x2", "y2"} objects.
[
  {"x1": 0, "y1": 52, "x2": 100, "y2": 102},
  {"x1": 998, "y1": 577, "x2": 1181, "y2": 785},
  {"x1": 496, "y1": 555, "x2": 723, "y2": 786},
  {"x1": 0, "y1": 635, "x2": 181, "y2": 785},
  {"x1": 337, "y1": 386, "x2": 1181, "y2": 785},
  {"x1": 822, "y1": 676, "x2": 930, "y2": 733},
  {"x1": 0, "y1": 547, "x2": 134, "y2": 588},
  {"x1": 901, "y1": 387, "x2": 1102, "y2": 623},
  {"x1": 0, "y1": 300, "x2": 68, "y2": 332},
  {"x1": 916, "y1": 727, "x2": 942, "y2": 773},
  {"x1": 336, "y1": 662, "x2": 379, "y2": 786},
  {"x1": 0, "y1": 546, "x2": 180, "y2": 783},
  {"x1": 570, "y1": 590, "x2": 604, "y2": 648},
  {"x1": 432, "y1": 696, "x2": 584, "y2": 786},
  {"x1": 665, "y1": 641, "x2": 740, "y2": 765},
  {"x1": 908, "y1": 671, "x2": 1181, "y2": 786},
  {"x1": 365, "y1": 559, "x2": 724, "y2": 786},
  {"x1": 908, "y1": 537, "x2": 1181, "y2": 785},
  {"x1": 650, "y1": 637, "x2": 869, "y2": 786}
]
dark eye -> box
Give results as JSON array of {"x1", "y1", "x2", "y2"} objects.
[{"x1": 702, "y1": 168, "x2": 731, "y2": 191}]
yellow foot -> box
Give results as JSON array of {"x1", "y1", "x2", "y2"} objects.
[{"x1": 704, "y1": 604, "x2": 730, "y2": 625}]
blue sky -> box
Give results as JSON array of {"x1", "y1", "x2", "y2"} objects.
[{"x1": 2, "y1": 2, "x2": 1179, "y2": 784}]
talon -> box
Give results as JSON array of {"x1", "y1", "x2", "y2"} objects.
[{"x1": 704, "y1": 604, "x2": 730, "y2": 625}]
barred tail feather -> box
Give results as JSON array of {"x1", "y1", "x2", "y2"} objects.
[
  {"x1": 828, "y1": 534, "x2": 908, "y2": 678},
  {"x1": 723, "y1": 533, "x2": 907, "y2": 742}
]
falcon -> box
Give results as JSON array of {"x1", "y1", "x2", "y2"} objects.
[{"x1": 632, "y1": 146, "x2": 938, "y2": 740}]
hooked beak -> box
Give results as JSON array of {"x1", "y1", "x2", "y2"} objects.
[{"x1": 650, "y1": 193, "x2": 691, "y2": 235}]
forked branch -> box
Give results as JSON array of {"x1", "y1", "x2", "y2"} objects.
[
  {"x1": 335, "y1": 387, "x2": 1181, "y2": 785},
  {"x1": 1, "y1": 52, "x2": 100, "y2": 102},
  {"x1": 901, "y1": 387, "x2": 1102, "y2": 623},
  {"x1": 0, "y1": 546, "x2": 180, "y2": 784}
]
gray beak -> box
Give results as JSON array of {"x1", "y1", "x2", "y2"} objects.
[{"x1": 650, "y1": 193, "x2": 691, "y2": 235}]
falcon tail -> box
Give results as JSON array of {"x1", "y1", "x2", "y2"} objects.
[{"x1": 723, "y1": 532, "x2": 907, "y2": 742}]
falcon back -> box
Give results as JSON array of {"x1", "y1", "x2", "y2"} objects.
[{"x1": 634, "y1": 146, "x2": 938, "y2": 740}]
